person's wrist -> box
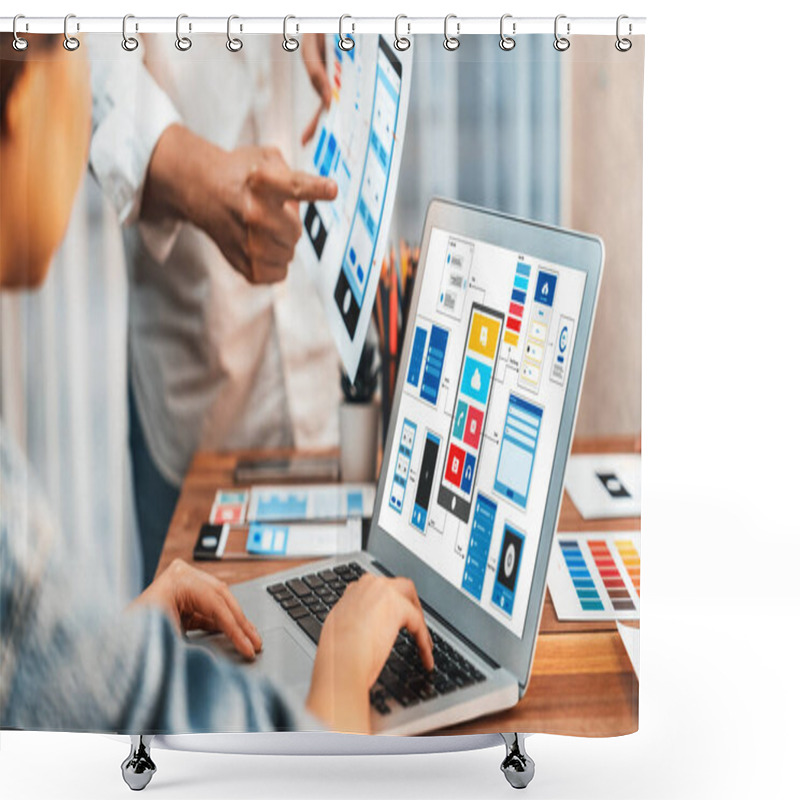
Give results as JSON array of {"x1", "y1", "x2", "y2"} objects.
[
  {"x1": 142, "y1": 124, "x2": 226, "y2": 229},
  {"x1": 306, "y1": 647, "x2": 371, "y2": 733},
  {"x1": 177, "y1": 133, "x2": 228, "y2": 233}
]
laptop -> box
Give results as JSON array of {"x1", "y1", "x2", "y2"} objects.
[{"x1": 210, "y1": 199, "x2": 603, "y2": 734}]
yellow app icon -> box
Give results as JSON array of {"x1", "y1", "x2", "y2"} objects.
[{"x1": 468, "y1": 311, "x2": 502, "y2": 359}]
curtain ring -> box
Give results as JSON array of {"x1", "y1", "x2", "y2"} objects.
[
  {"x1": 615, "y1": 14, "x2": 632, "y2": 52},
  {"x1": 553, "y1": 14, "x2": 570, "y2": 52},
  {"x1": 12, "y1": 15, "x2": 28, "y2": 51},
  {"x1": 226, "y1": 15, "x2": 243, "y2": 52},
  {"x1": 122, "y1": 14, "x2": 139, "y2": 52},
  {"x1": 394, "y1": 14, "x2": 411, "y2": 51},
  {"x1": 443, "y1": 14, "x2": 460, "y2": 51},
  {"x1": 282, "y1": 15, "x2": 299, "y2": 52},
  {"x1": 499, "y1": 14, "x2": 516, "y2": 51},
  {"x1": 339, "y1": 15, "x2": 355, "y2": 51},
  {"x1": 175, "y1": 14, "x2": 192, "y2": 51},
  {"x1": 63, "y1": 13, "x2": 80, "y2": 51}
]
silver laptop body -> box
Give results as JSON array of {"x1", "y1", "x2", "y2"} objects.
[{"x1": 201, "y1": 200, "x2": 603, "y2": 735}]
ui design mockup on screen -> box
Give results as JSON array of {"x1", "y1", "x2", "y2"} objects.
[
  {"x1": 299, "y1": 35, "x2": 411, "y2": 380},
  {"x1": 378, "y1": 228, "x2": 585, "y2": 636}
]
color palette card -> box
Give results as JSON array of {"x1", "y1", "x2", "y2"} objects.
[
  {"x1": 547, "y1": 531, "x2": 641, "y2": 621},
  {"x1": 564, "y1": 453, "x2": 641, "y2": 519}
]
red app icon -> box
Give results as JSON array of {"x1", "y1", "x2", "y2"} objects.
[
  {"x1": 445, "y1": 443, "x2": 466, "y2": 487},
  {"x1": 463, "y1": 406, "x2": 484, "y2": 449}
]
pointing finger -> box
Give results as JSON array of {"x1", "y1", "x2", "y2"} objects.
[{"x1": 249, "y1": 164, "x2": 337, "y2": 203}]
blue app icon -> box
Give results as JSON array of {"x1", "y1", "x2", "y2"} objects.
[
  {"x1": 453, "y1": 400, "x2": 468, "y2": 440},
  {"x1": 460, "y1": 452, "x2": 476, "y2": 494},
  {"x1": 459, "y1": 357, "x2": 492, "y2": 405},
  {"x1": 534, "y1": 270, "x2": 557, "y2": 307}
]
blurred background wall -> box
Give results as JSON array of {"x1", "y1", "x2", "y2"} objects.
[{"x1": 564, "y1": 36, "x2": 644, "y2": 438}]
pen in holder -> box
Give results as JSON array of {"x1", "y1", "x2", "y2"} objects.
[{"x1": 339, "y1": 338, "x2": 380, "y2": 483}]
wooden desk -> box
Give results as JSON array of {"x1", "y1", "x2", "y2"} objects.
[{"x1": 157, "y1": 436, "x2": 639, "y2": 737}]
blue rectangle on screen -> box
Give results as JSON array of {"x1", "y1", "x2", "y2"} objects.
[
  {"x1": 320, "y1": 134, "x2": 337, "y2": 177},
  {"x1": 494, "y1": 394, "x2": 543, "y2": 508},
  {"x1": 420, "y1": 325, "x2": 448, "y2": 406},
  {"x1": 370, "y1": 130, "x2": 389, "y2": 172},
  {"x1": 534, "y1": 270, "x2": 557, "y2": 306},
  {"x1": 357, "y1": 198, "x2": 376, "y2": 240},
  {"x1": 459, "y1": 357, "x2": 492, "y2": 405},
  {"x1": 514, "y1": 275, "x2": 529, "y2": 292},
  {"x1": 461, "y1": 494, "x2": 497, "y2": 601},
  {"x1": 516, "y1": 262, "x2": 531, "y2": 277},
  {"x1": 314, "y1": 129, "x2": 327, "y2": 168},
  {"x1": 511, "y1": 289, "x2": 527, "y2": 305},
  {"x1": 378, "y1": 65, "x2": 401, "y2": 104},
  {"x1": 406, "y1": 327, "x2": 427, "y2": 388}
]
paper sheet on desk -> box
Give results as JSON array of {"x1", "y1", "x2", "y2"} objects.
[
  {"x1": 616, "y1": 621, "x2": 640, "y2": 680},
  {"x1": 246, "y1": 519, "x2": 361, "y2": 558},
  {"x1": 297, "y1": 35, "x2": 412, "y2": 380},
  {"x1": 247, "y1": 483, "x2": 375, "y2": 522},
  {"x1": 564, "y1": 453, "x2": 641, "y2": 519}
]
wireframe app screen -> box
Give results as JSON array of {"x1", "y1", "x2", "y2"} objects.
[
  {"x1": 377, "y1": 227, "x2": 587, "y2": 636},
  {"x1": 437, "y1": 305, "x2": 503, "y2": 523}
]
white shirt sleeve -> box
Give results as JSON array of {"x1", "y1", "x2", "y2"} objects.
[{"x1": 89, "y1": 42, "x2": 184, "y2": 264}]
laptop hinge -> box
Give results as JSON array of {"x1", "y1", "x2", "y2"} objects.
[{"x1": 371, "y1": 559, "x2": 501, "y2": 671}]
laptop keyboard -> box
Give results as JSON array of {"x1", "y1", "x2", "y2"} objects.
[{"x1": 267, "y1": 562, "x2": 486, "y2": 715}]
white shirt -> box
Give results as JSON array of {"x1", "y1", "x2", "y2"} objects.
[{"x1": 90, "y1": 35, "x2": 341, "y2": 486}]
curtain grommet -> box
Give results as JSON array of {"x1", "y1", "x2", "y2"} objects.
[
  {"x1": 63, "y1": 13, "x2": 80, "y2": 51},
  {"x1": 444, "y1": 14, "x2": 460, "y2": 51},
  {"x1": 499, "y1": 14, "x2": 516, "y2": 51},
  {"x1": 554, "y1": 14, "x2": 570, "y2": 52},
  {"x1": 615, "y1": 15, "x2": 633, "y2": 52},
  {"x1": 339, "y1": 15, "x2": 355, "y2": 51},
  {"x1": 282, "y1": 15, "x2": 299, "y2": 52},
  {"x1": 226, "y1": 15, "x2": 243, "y2": 52},
  {"x1": 12, "y1": 15, "x2": 29, "y2": 51},
  {"x1": 175, "y1": 14, "x2": 192, "y2": 52},
  {"x1": 121, "y1": 14, "x2": 139, "y2": 52},
  {"x1": 394, "y1": 14, "x2": 411, "y2": 51}
]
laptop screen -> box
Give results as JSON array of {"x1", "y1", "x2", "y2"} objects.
[{"x1": 376, "y1": 225, "x2": 587, "y2": 637}]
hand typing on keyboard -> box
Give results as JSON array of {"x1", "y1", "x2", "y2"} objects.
[{"x1": 304, "y1": 573, "x2": 434, "y2": 734}]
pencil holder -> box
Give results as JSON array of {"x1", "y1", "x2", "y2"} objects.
[{"x1": 339, "y1": 398, "x2": 380, "y2": 482}]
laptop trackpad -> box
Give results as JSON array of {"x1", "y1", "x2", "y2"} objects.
[
  {"x1": 256, "y1": 628, "x2": 314, "y2": 690},
  {"x1": 193, "y1": 627, "x2": 313, "y2": 692}
]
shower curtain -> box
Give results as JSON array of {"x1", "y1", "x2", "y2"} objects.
[{"x1": 0, "y1": 25, "x2": 643, "y2": 739}]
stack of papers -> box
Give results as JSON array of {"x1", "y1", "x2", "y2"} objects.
[{"x1": 209, "y1": 484, "x2": 375, "y2": 559}]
